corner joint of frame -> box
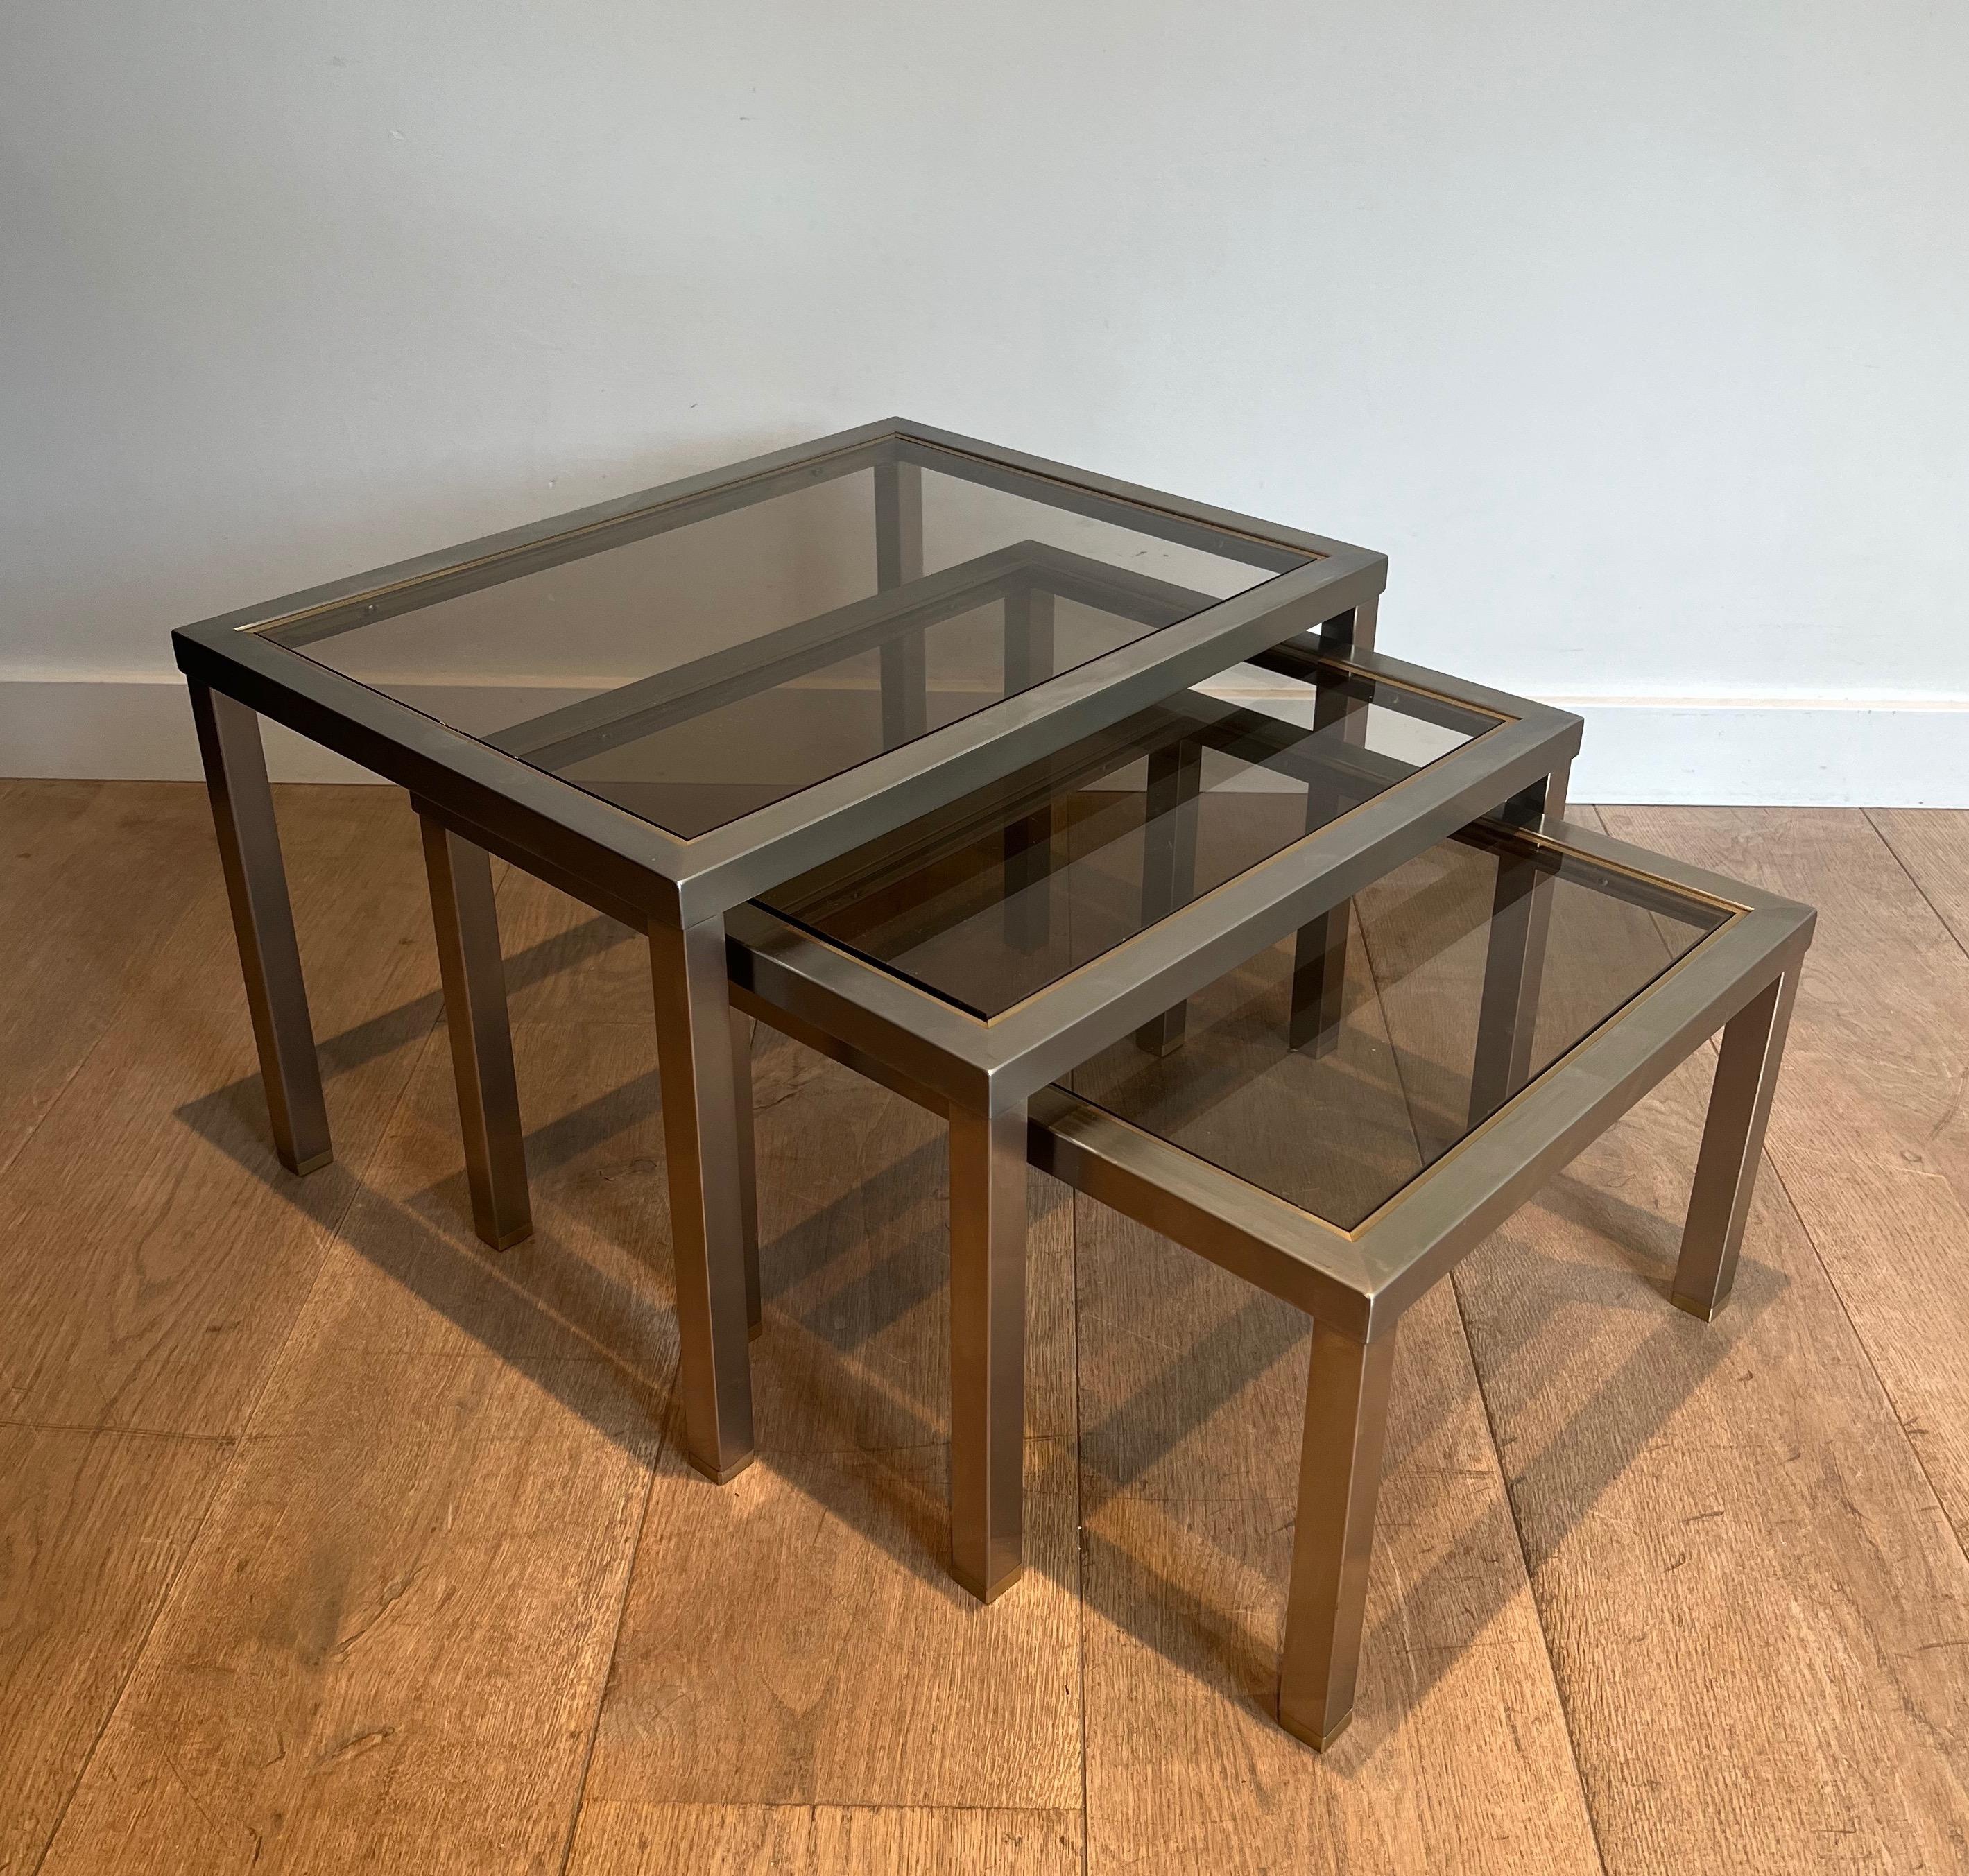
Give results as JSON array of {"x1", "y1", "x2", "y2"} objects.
[
  {"x1": 1351, "y1": 1272, "x2": 1405, "y2": 1346},
  {"x1": 647, "y1": 873, "x2": 688, "y2": 933},
  {"x1": 979, "y1": 1059, "x2": 1028, "y2": 1119}
]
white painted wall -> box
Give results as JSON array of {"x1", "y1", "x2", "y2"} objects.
[{"x1": 3, "y1": 1, "x2": 1966, "y2": 800}]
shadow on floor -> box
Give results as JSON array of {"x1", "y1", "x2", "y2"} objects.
[{"x1": 173, "y1": 902, "x2": 1784, "y2": 1764}]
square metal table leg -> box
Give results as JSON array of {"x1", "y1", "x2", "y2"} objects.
[
  {"x1": 1321, "y1": 596, "x2": 1378, "y2": 659},
  {"x1": 1001, "y1": 804, "x2": 1055, "y2": 956},
  {"x1": 948, "y1": 1100, "x2": 1029, "y2": 1602},
  {"x1": 418, "y1": 816, "x2": 532, "y2": 1250},
  {"x1": 651, "y1": 913, "x2": 758, "y2": 1483},
  {"x1": 1003, "y1": 580, "x2": 1056, "y2": 695},
  {"x1": 732, "y1": 1008, "x2": 763, "y2": 1341},
  {"x1": 1287, "y1": 901, "x2": 1352, "y2": 1057},
  {"x1": 1287, "y1": 601, "x2": 1377, "y2": 1056},
  {"x1": 1278, "y1": 1320, "x2": 1397, "y2": 1751},
  {"x1": 189, "y1": 684, "x2": 332, "y2": 1176},
  {"x1": 876, "y1": 456, "x2": 927, "y2": 748},
  {"x1": 1467, "y1": 766, "x2": 1571, "y2": 1128},
  {"x1": 1134, "y1": 737, "x2": 1202, "y2": 1057},
  {"x1": 1001, "y1": 583, "x2": 1057, "y2": 955},
  {"x1": 1672, "y1": 967, "x2": 1800, "y2": 1320}
]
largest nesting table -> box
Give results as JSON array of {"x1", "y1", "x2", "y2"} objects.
[{"x1": 172, "y1": 418, "x2": 1545, "y2": 1475}]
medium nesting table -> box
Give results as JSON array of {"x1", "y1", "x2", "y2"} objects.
[
  {"x1": 729, "y1": 636, "x2": 1580, "y2": 1601},
  {"x1": 420, "y1": 633, "x2": 1581, "y2": 1603}
]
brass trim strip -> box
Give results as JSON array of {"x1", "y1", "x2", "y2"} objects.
[{"x1": 1053, "y1": 902, "x2": 1755, "y2": 1246}]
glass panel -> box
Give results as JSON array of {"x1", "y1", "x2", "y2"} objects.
[
  {"x1": 760, "y1": 662, "x2": 1497, "y2": 1019},
  {"x1": 266, "y1": 441, "x2": 1300, "y2": 840},
  {"x1": 1064, "y1": 834, "x2": 1732, "y2": 1229}
]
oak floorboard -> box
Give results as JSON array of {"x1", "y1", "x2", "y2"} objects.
[
  {"x1": 802, "y1": 1802, "x2": 1079, "y2": 1874},
  {"x1": 566, "y1": 1800, "x2": 1081, "y2": 1875},
  {"x1": 1366, "y1": 807, "x2": 1969, "y2": 1870},
  {"x1": 1869, "y1": 807, "x2": 1969, "y2": 954},
  {"x1": 490, "y1": 875, "x2": 647, "y2": 1031},
  {"x1": 578, "y1": 1012, "x2": 1081, "y2": 1814},
  {"x1": 0, "y1": 1425, "x2": 232, "y2": 1876},
  {"x1": 0, "y1": 788, "x2": 443, "y2": 1438},
  {"x1": 0, "y1": 787, "x2": 450, "y2": 1876},
  {"x1": 1075, "y1": 906, "x2": 1600, "y2": 1876},
  {"x1": 311, "y1": 1019, "x2": 676, "y2": 1388},
  {"x1": 1451, "y1": 1065, "x2": 1969, "y2": 1870},
  {"x1": 1603, "y1": 807, "x2": 1969, "y2": 1549},
  {"x1": 10, "y1": 784, "x2": 1969, "y2": 1874},
  {"x1": 585, "y1": 1434, "x2": 1078, "y2": 1814},
  {"x1": 38, "y1": 1004, "x2": 671, "y2": 1875},
  {"x1": 0, "y1": 782, "x2": 217, "y2": 1181},
  {"x1": 37, "y1": 1341, "x2": 656, "y2": 1876},
  {"x1": 748, "y1": 1025, "x2": 1077, "y2": 1453}
]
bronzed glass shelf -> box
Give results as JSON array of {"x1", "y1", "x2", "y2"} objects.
[
  {"x1": 200, "y1": 420, "x2": 1388, "y2": 920},
  {"x1": 1062, "y1": 825, "x2": 1729, "y2": 1229},
  {"x1": 763, "y1": 659, "x2": 1495, "y2": 1020}
]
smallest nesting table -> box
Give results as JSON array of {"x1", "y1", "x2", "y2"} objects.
[{"x1": 725, "y1": 810, "x2": 1812, "y2": 1746}]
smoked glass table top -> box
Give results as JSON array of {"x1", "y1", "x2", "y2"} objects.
[
  {"x1": 1062, "y1": 831, "x2": 1732, "y2": 1229},
  {"x1": 759, "y1": 658, "x2": 1499, "y2": 1019},
  {"x1": 262, "y1": 438, "x2": 1303, "y2": 841}
]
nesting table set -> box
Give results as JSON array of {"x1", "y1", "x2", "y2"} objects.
[{"x1": 176, "y1": 420, "x2": 1812, "y2": 1749}]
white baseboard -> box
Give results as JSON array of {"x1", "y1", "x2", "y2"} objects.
[
  {"x1": 0, "y1": 677, "x2": 386, "y2": 784},
  {"x1": 1555, "y1": 696, "x2": 1969, "y2": 807},
  {"x1": 1, "y1": 674, "x2": 1963, "y2": 807}
]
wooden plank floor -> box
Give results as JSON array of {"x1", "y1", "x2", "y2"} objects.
[{"x1": 1, "y1": 784, "x2": 1966, "y2": 1873}]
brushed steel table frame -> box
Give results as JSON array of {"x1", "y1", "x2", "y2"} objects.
[
  {"x1": 175, "y1": 419, "x2": 1394, "y2": 1488},
  {"x1": 172, "y1": 418, "x2": 1812, "y2": 1755}
]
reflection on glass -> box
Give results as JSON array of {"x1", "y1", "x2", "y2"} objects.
[
  {"x1": 1065, "y1": 835, "x2": 1731, "y2": 1228},
  {"x1": 268, "y1": 442, "x2": 1307, "y2": 839},
  {"x1": 762, "y1": 663, "x2": 1495, "y2": 1017}
]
